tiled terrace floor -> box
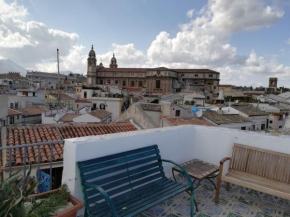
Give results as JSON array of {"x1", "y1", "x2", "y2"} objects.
[{"x1": 137, "y1": 176, "x2": 290, "y2": 217}]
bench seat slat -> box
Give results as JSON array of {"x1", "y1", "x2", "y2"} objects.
[
  {"x1": 90, "y1": 180, "x2": 188, "y2": 217},
  {"x1": 92, "y1": 179, "x2": 174, "y2": 214},
  {"x1": 222, "y1": 170, "x2": 290, "y2": 200},
  {"x1": 86, "y1": 173, "x2": 163, "y2": 204}
]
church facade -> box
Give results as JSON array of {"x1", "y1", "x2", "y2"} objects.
[{"x1": 86, "y1": 46, "x2": 220, "y2": 101}]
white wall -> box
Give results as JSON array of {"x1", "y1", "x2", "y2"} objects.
[
  {"x1": 62, "y1": 125, "x2": 290, "y2": 216},
  {"x1": 0, "y1": 95, "x2": 8, "y2": 126},
  {"x1": 73, "y1": 113, "x2": 101, "y2": 122}
]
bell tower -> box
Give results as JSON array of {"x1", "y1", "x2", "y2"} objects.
[
  {"x1": 110, "y1": 53, "x2": 118, "y2": 68},
  {"x1": 87, "y1": 45, "x2": 97, "y2": 85}
]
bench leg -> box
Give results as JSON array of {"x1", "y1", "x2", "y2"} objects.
[{"x1": 190, "y1": 187, "x2": 195, "y2": 217}]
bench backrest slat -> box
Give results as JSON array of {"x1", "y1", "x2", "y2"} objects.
[
  {"x1": 78, "y1": 145, "x2": 165, "y2": 208},
  {"x1": 230, "y1": 144, "x2": 290, "y2": 183}
]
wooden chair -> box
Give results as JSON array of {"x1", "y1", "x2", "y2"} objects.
[{"x1": 215, "y1": 143, "x2": 290, "y2": 203}]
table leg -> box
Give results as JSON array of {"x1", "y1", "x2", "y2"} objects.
[{"x1": 206, "y1": 173, "x2": 218, "y2": 190}]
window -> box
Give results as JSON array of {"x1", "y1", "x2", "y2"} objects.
[
  {"x1": 84, "y1": 91, "x2": 87, "y2": 98},
  {"x1": 93, "y1": 103, "x2": 97, "y2": 109},
  {"x1": 261, "y1": 124, "x2": 265, "y2": 130},
  {"x1": 279, "y1": 126, "x2": 282, "y2": 129},
  {"x1": 107, "y1": 80, "x2": 111, "y2": 84},
  {"x1": 115, "y1": 80, "x2": 118, "y2": 84},
  {"x1": 138, "y1": 81, "x2": 142, "y2": 87},
  {"x1": 100, "y1": 103, "x2": 106, "y2": 110},
  {"x1": 209, "y1": 74, "x2": 213, "y2": 77},
  {"x1": 207, "y1": 96, "x2": 210, "y2": 100},
  {"x1": 241, "y1": 127, "x2": 246, "y2": 130},
  {"x1": 214, "y1": 86, "x2": 216, "y2": 89},
  {"x1": 269, "y1": 120, "x2": 273, "y2": 124},
  {"x1": 194, "y1": 82, "x2": 198, "y2": 85},
  {"x1": 33, "y1": 92, "x2": 36, "y2": 97},
  {"x1": 10, "y1": 103, "x2": 13, "y2": 109},
  {"x1": 253, "y1": 125, "x2": 255, "y2": 130},
  {"x1": 175, "y1": 110, "x2": 180, "y2": 117},
  {"x1": 122, "y1": 80, "x2": 126, "y2": 86},
  {"x1": 77, "y1": 104, "x2": 79, "y2": 109},
  {"x1": 15, "y1": 103, "x2": 18, "y2": 109},
  {"x1": 17, "y1": 115, "x2": 19, "y2": 120},
  {"x1": 195, "y1": 74, "x2": 198, "y2": 77},
  {"x1": 10, "y1": 117, "x2": 14, "y2": 125},
  {"x1": 23, "y1": 91, "x2": 28, "y2": 96},
  {"x1": 100, "y1": 80, "x2": 103, "y2": 84},
  {"x1": 51, "y1": 86, "x2": 53, "y2": 89},
  {"x1": 131, "y1": 81, "x2": 135, "y2": 87},
  {"x1": 156, "y1": 80, "x2": 161, "y2": 89}
]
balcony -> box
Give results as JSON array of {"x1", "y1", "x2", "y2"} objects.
[
  {"x1": 2, "y1": 125, "x2": 290, "y2": 216},
  {"x1": 62, "y1": 126, "x2": 290, "y2": 216}
]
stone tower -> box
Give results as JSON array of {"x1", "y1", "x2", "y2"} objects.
[
  {"x1": 269, "y1": 77, "x2": 278, "y2": 88},
  {"x1": 87, "y1": 45, "x2": 97, "y2": 85},
  {"x1": 109, "y1": 53, "x2": 118, "y2": 68}
]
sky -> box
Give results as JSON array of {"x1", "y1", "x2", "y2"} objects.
[{"x1": 0, "y1": 0, "x2": 290, "y2": 87}]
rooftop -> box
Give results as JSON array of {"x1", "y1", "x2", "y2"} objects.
[
  {"x1": 49, "y1": 93, "x2": 75, "y2": 100},
  {"x1": 89, "y1": 110, "x2": 112, "y2": 120},
  {"x1": 164, "y1": 117, "x2": 215, "y2": 127},
  {"x1": 232, "y1": 105, "x2": 269, "y2": 116},
  {"x1": 59, "y1": 113, "x2": 81, "y2": 122},
  {"x1": 203, "y1": 111, "x2": 251, "y2": 125},
  {"x1": 7, "y1": 109, "x2": 22, "y2": 116},
  {"x1": 16, "y1": 107, "x2": 45, "y2": 116},
  {"x1": 3, "y1": 122, "x2": 137, "y2": 166},
  {"x1": 139, "y1": 103, "x2": 162, "y2": 112}
]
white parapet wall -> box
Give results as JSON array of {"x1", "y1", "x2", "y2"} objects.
[{"x1": 62, "y1": 125, "x2": 290, "y2": 215}]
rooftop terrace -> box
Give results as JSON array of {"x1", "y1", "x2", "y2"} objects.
[{"x1": 62, "y1": 125, "x2": 290, "y2": 216}]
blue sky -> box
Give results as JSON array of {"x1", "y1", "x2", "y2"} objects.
[{"x1": 1, "y1": 0, "x2": 290, "y2": 87}]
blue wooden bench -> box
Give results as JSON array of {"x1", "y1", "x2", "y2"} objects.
[{"x1": 78, "y1": 145, "x2": 194, "y2": 217}]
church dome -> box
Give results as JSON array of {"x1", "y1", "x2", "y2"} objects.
[{"x1": 110, "y1": 53, "x2": 118, "y2": 68}]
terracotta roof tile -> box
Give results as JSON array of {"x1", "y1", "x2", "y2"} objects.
[
  {"x1": 16, "y1": 107, "x2": 45, "y2": 116},
  {"x1": 4, "y1": 123, "x2": 137, "y2": 167},
  {"x1": 139, "y1": 103, "x2": 161, "y2": 112},
  {"x1": 89, "y1": 110, "x2": 112, "y2": 120},
  {"x1": 75, "y1": 99, "x2": 91, "y2": 103},
  {"x1": 203, "y1": 111, "x2": 251, "y2": 125},
  {"x1": 8, "y1": 109, "x2": 22, "y2": 116},
  {"x1": 59, "y1": 114, "x2": 81, "y2": 122},
  {"x1": 165, "y1": 117, "x2": 215, "y2": 127}
]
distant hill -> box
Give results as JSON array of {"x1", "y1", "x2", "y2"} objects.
[{"x1": 0, "y1": 59, "x2": 27, "y2": 76}]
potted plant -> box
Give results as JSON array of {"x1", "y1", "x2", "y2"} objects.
[{"x1": 0, "y1": 166, "x2": 83, "y2": 217}]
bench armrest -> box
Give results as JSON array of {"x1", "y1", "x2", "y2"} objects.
[
  {"x1": 160, "y1": 159, "x2": 193, "y2": 189},
  {"x1": 220, "y1": 157, "x2": 231, "y2": 165},
  {"x1": 83, "y1": 182, "x2": 118, "y2": 217}
]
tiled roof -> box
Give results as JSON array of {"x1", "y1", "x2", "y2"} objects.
[
  {"x1": 49, "y1": 93, "x2": 75, "y2": 100},
  {"x1": 203, "y1": 111, "x2": 251, "y2": 125},
  {"x1": 232, "y1": 105, "x2": 269, "y2": 116},
  {"x1": 174, "y1": 69, "x2": 219, "y2": 74},
  {"x1": 8, "y1": 109, "x2": 22, "y2": 116},
  {"x1": 99, "y1": 68, "x2": 147, "y2": 72},
  {"x1": 59, "y1": 114, "x2": 81, "y2": 122},
  {"x1": 4, "y1": 123, "x2": 137, "y2": 166},
  {"x1": 139, "y1": 103, "x2": 161, "y2": 112},
  {"x1": 75, "y1": 99, "x2": 91, "y2": 103},
  {"x1": 16, "y1": 107, "x2": 45, "y2": 116},
  {"x1": 165, "y1": 117, "x2": 214, "y2": 126},
  {"x1": 89, "y1": 110, "x2": 112, "y2": 120}
]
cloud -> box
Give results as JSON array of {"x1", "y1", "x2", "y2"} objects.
[
  {"x1": 186, "y1": 9, "x2": 195, "y2": 18},
  {"x1": 0, "y1": 0, "x2": 86, "y2": 74},
  {"x1": 286, "y1": 38, "x2": 290, "y2": 45},
  {"x1": 97, "y1": 43, "x2": 145, "y2": 67}
]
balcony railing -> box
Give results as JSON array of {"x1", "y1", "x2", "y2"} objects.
[{"x1": 0, "y1": 140, "x2": 64, "y2": 192}]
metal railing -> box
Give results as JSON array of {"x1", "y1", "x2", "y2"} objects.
[{"x1": 0, "y1": 140, "x2": 64, "y2": 192}]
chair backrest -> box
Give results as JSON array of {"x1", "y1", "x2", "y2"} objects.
[
  {"x1": 77, "y1": 145, "x2": 165, "y2": 206},
  {"x1": 230, "y1": 143, "x2": 290, "y2": 183}
]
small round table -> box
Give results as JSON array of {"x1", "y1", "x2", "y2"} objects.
[{"x1": 172, "y1": 159, "x2": 219, "y2": 212}]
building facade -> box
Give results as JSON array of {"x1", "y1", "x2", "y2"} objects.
[{"x1": 86, "y1": 46, "x2": 220, "y2": 101}]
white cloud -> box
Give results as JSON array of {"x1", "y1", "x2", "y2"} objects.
[
  {"x1": 97, "y1": 43, "x2": 145, "y2": 67},
  {"x1": 286, "y1": 38, "x2": 290, "y2": 45},
  {"x1": 186, "y1": 9, "x2": 195, "y2": 18},
  {"x1": 0, "y1": 0, "x2": 86, "y2": 74}
]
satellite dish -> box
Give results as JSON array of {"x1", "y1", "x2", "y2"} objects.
[
  {"x1": 235, "y1": 100, "x2": 239, "y2": 104},
  {"x1": 196, "y1": 110, "x2": 203, "y2": 117}
]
